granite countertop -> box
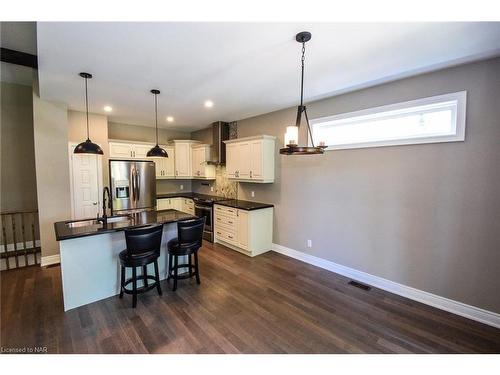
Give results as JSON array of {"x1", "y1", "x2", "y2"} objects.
[
  {"x1": 157, "y1": 192, "x2": 224, "y2": 200},
  {"x1": 54, "y1": 210, "x2": 195, "y2": 241},
  {"x1": 214, "y1": 199, "x2": 274, "y2": 211},
  {"x1": 156, "y1": 192, "x2": 273, "y2": 211}
]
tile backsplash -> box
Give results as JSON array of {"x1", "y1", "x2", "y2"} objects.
[
  {"x1": 192, "y1": 166, "x2": 238, "y2": 198},
  {"x1": 214, "y1": 166, "x2": 238, "y2": 198}
]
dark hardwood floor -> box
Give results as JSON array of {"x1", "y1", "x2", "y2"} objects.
[{"x1": 1, "y1": 242, "x2": 499, "y2": 354}]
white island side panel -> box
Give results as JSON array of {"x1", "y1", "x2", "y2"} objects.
[{"x1": 59, "y1": 223, "x2": 178, "y2": 311}]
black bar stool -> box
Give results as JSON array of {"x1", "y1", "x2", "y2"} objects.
[
  {"x1": 167, "y1": 217, "x2": 205, "y2": 291},
  {"x1": 119, "y1": 224, "x2": 163, "y2": 307}
]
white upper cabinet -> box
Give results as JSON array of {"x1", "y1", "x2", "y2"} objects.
[
  {"x1": 170, "y1": 140, "x2": 199, "y2": 178},
  {"x1": 224, "y1": 135, "x2": 275, "y2": 183},
  {"x1": 109, "y1": 142, "x2": 135, "y2": 158},
  {"x1": 192, "y1": 144, "x2": 215, "y2": 179},
  {"x1": 109, "y1": 141, "x2": 154, "y2": 159},
  {"x1": 226, "y1": 143, "x2": 238, "y2": 178},
  {"x1": 154, "y1": 145, "x2": 175, "y2": 179},
  {"x1": 133, "y1": 144, "x2": 153, "y2": 159}
]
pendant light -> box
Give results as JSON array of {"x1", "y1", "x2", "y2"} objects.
[
  {"x1": 280, "y1": 32, "x2": 327, "y2": 155},
  {"x1": 74, "y1": 72, "x2": 104, "y2": 155},
  {"x1": 147, "y1": 89, "x2": 168, "y2": 158}
]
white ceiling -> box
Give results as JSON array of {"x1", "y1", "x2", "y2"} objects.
[{"x1": 36, "y1": 22, "x2": 500, "y2": 131}]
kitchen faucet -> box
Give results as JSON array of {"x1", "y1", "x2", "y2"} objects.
[{"x1": 101, "y1": 187, "x2": 111, "y2": 222}]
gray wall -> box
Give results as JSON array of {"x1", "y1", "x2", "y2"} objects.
[
  {"x1": 1, "y1": 82, "x2": 38, "y2": 211},
  {"x1": 237, "y1": 58, "x2": 500, "y2": 313},
  {"x1": 32, "y1": 90, "x2": 71, "y2": 258},
  {"x1": 108, "y1": 122, "x2": 191, "y2": 143},
  {"x1": 157, "y1": 179, "x2": 192, "y2": 194},
  {"x1": 191, "y1": 127, "x2": 212, "y2": 144}
]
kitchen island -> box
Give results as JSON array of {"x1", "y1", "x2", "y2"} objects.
[{"x1": 54, "y1": 210, "x2": 195, "y2": 311}]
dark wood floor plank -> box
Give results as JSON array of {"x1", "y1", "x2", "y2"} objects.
[{"x1": 1, "y1": 241, "x2": 499, "y2": 354}]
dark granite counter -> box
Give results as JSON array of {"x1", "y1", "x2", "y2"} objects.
[
  {"x1": 214, "y1": 199, "x2": 274, "y2": 211},
  {"x1": 157, "y1": 193, "x2": 273, "y2": 210},
  {"x1": 157, "y1": 192, "x2": 227, "y2": 201},
  {"x1": 54, "y1": 210, "x2": 195, "y2": 241}
]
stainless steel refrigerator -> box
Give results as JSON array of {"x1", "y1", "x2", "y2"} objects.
[{"x1": 109, "y1": 160, "x2": 156, "y2": 214}]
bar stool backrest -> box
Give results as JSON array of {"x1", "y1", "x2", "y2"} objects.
[
  {"x1": 125, "y1": 224, "x2": 163, "y2": 256},
  {"x1": 177, "y1": 217, "x2": 205, "y2": 248}
]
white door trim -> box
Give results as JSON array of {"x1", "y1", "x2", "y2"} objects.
[
  {"x1": 272, "y1": 243, "x2": 500, "y2": 329},
  {"x1": 68, "y1": 142, "x2": 104, "y2": 220}
]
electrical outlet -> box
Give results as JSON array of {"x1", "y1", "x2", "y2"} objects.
[
  {"x1": 210, "y1": 186, "x2": 214, "y2": 192},
  {"x1": 180, "y1": 184, "x2": 183, "y2": 190},
  {"x1": 307, "y1": 240, "x2": 312, "y2": 248},
  {"x1": 251, "y1": 191, "x2": 255, "y2": 198}
]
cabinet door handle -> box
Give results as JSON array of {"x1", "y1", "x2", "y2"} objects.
[
  {"x1": 228, "y1": 235, "x2": 233, "y2": 239},
  {"x1": 228, "y1": 221, "x2": 233, "y2": 224},
  {"x1": 217, "y1": 218, "x2": 221, "y2": 221},
  {"x1": 250, "y1": 171, "x2": 252, "y2": 178},
  {"x1": 217, "y1": 231, "x2": 221, "y2": 235}
]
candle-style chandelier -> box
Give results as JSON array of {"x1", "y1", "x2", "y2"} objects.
[{"x1": 280, "y1": 31, "x2": 327, "y2": 155}]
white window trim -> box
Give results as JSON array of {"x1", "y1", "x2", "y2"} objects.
[{"x1": 309, "y1": 91, "x2": 467, "y2": 151}]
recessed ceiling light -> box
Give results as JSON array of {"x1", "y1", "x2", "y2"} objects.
[
  {"x1": 103, "y1": 105, "x2": 112, "y2": 112},
  {"x1": 204, "y1": 100, "x2": 214, "y2": 108},
  {"x1": 166, "y1": 116, "x2": 174, "y2": 122}
]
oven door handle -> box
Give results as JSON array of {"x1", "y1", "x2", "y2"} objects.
[{"x1": 195, "y1": 205, "x2": 212, "y2": 211}]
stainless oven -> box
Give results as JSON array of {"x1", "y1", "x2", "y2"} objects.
[{"x1": 195, "y1": 203, "x2": 213, "y2": 242}]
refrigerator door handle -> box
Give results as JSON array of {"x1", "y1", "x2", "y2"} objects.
[
  {"x1": 131, "y1": 168, "x2": 136, "y2": 201},
  {"x1": 136, "y1": 171, "x2": 140, "y2": 202}
]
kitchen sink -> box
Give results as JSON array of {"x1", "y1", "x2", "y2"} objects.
[
  {"x1": 65, "y1": 215, "x2": 132, "y2": 229},
  {"x1": 105, "y1": 215, "x2": 132, "y2": 224},
  {"x1": 66, "y1": 220, "x2": 102, "y2": 228}
]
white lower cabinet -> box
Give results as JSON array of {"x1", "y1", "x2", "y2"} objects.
[
  {"x1": 157, "y1": 197, "x2": 194, "y2": 214},
  {"x1": 157, "y1": 198, "x2": 172, "y2": 210},
  {"x1": 182, "y1": 198, "x2": 195, "y2": 215},
  {"x1": 214, "y1": 204, "x2": 273, "y2": 257}
]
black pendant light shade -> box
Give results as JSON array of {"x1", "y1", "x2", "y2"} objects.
[
  {"x1": 74, "y1": 72, "x2": 103, "y2": 155},
  {"x1": 147, "y1": 89, "x2": 168, "y2": 158},
  {"x1": 147, "y1": 144, "x2": 169, "y2": 158},
  {"x1": 279, "y1": 32, "x2": 327, "y2": 156},
  {"x1": 74, "y1": 139, "x2": 104, "y2": 154}
]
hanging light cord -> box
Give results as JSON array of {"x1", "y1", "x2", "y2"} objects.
[
  {"x1": 154, "y1": 91, "x2": 159, "y2": 145},
  {"x1": 84, "y1": 75, "x2": 90, "y2": 141},
  {"x1": 300, "y1": 41, "x2": 305, "y2": 107},
  {"x1": 295, "y1": 37, "x2": 315, "y2": 147}
]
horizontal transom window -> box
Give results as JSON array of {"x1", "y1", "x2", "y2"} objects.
[{"x1": 310, "y1": 91, "x2": 466, "y2": 150}]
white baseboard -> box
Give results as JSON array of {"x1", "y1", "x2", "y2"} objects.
[
  {"x1": 272, "y1": 243, "x2": 500, "y2": 329},
  {"x1": 41, "y1": 254, "x2": 60, "y2": 267},
  {"x1": 0, "y1": 240, "x2": 41, "y2": 252}
]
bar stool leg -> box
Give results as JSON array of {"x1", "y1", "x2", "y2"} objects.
[
  {"x1": 119, "y1": 266, "x2": 125, "y2": 298},
  {"x1": 167, "y1": 254, "x2": 172, "y2": 282},
  {"x1": 194, "y1": 250, "x2": 201, "y2": 285},
  {"x1": 154, "y1": 259, "x2": 162, "y2": 296},
  {"x1": 132, "y1": 266, "x2": 138, "y2": 308},
  {"x1": 173, "y1": 255, "x2": 178, "y2": 292},
  {"x1": 143, "y1": 265, "x2": 148, "y2": 288},
  {"x1": 188, "y1": 254, "x2": 192, "y2": 277}
]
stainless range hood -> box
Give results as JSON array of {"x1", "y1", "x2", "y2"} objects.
[{"x1": 207, "y1": 121, "x2": 230, "y2": 165}]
